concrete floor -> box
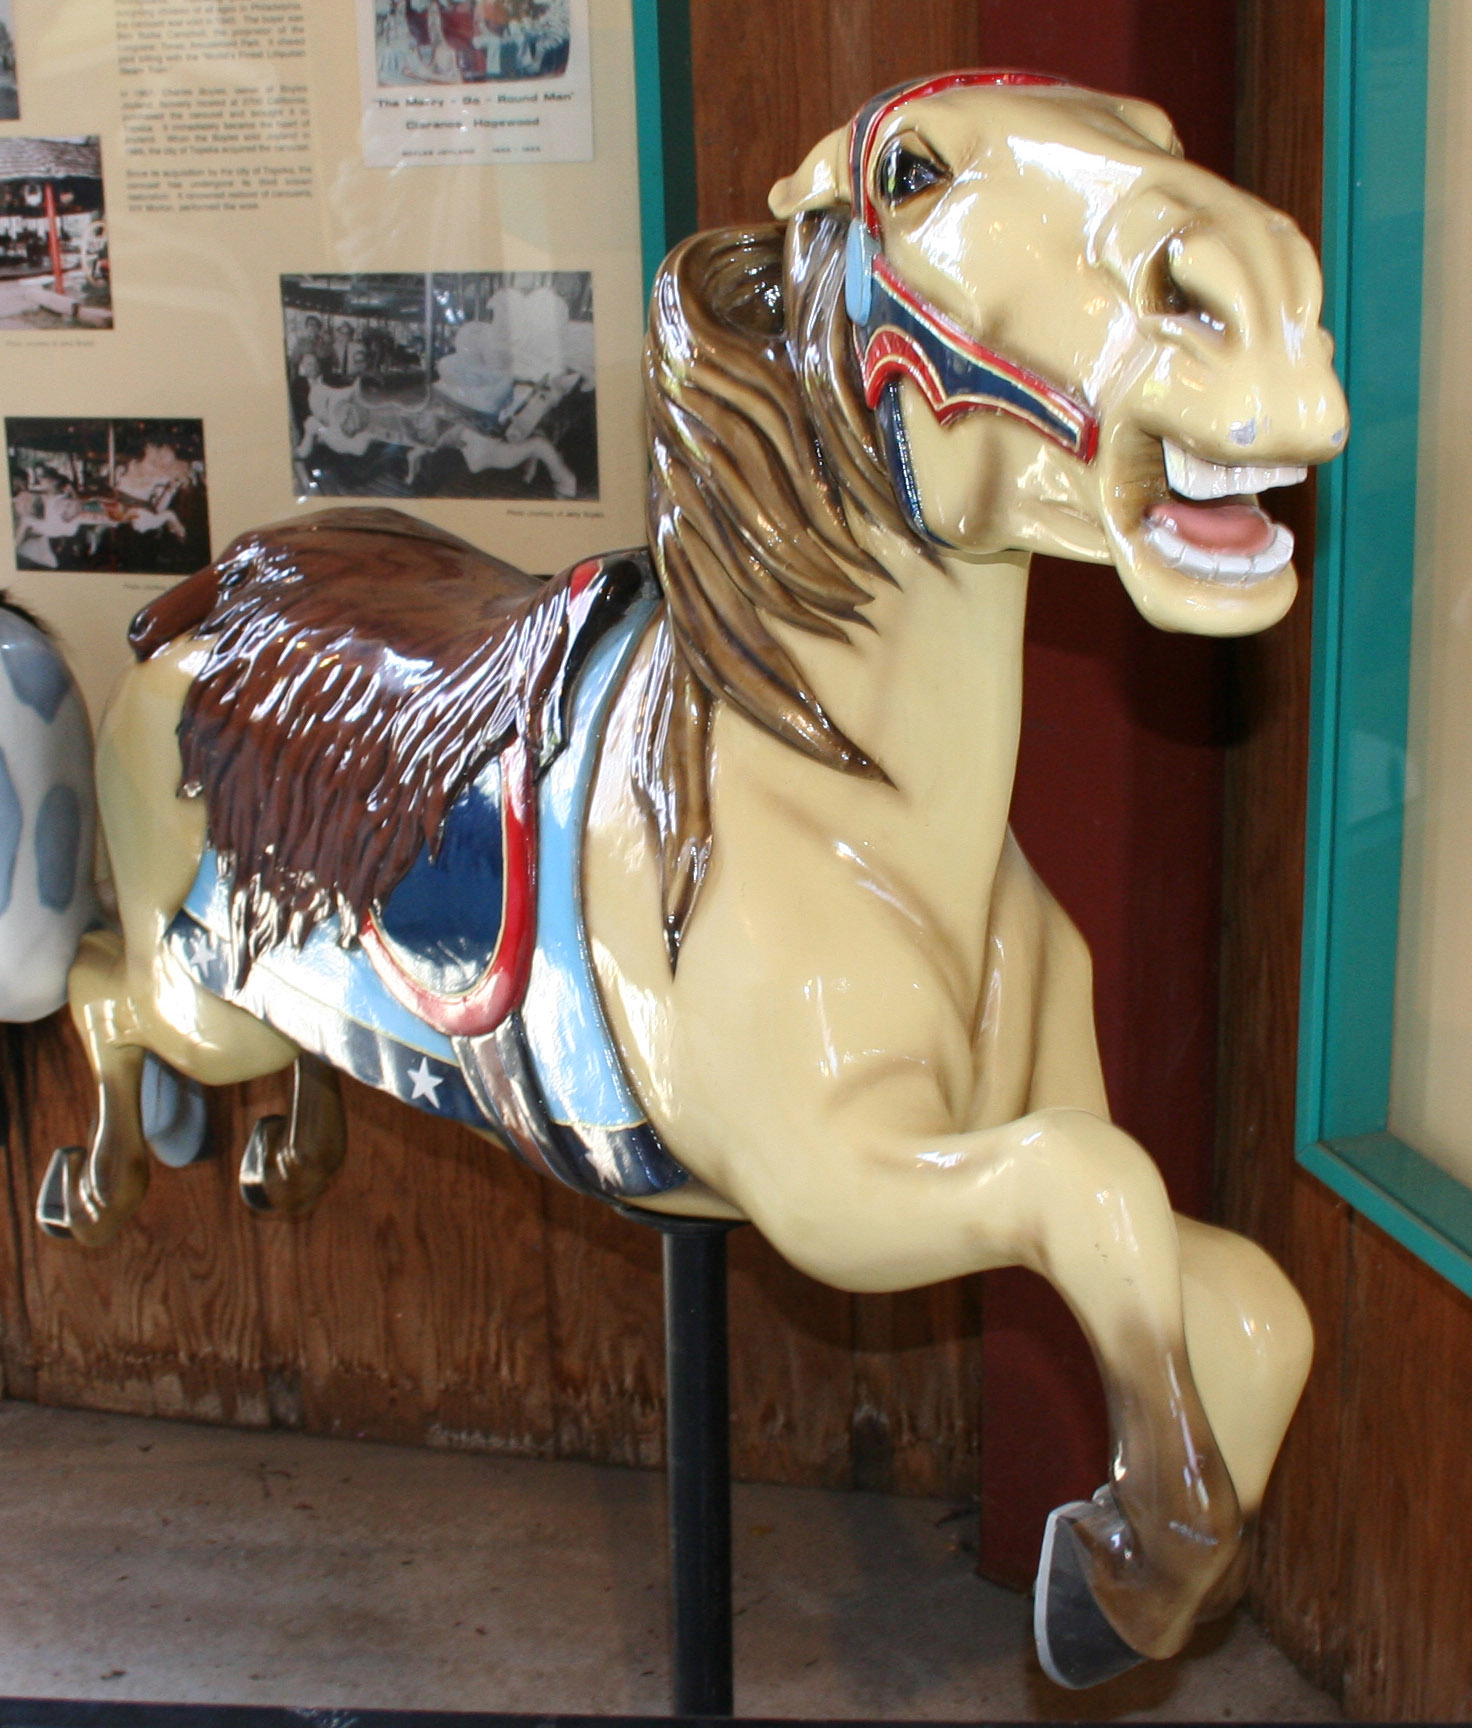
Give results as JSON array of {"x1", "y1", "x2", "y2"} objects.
[{"x1": 0, "y1": 1403, "x2": 1338, "y2": 1722}]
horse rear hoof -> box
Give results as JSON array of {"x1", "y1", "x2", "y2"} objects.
[
  {"x1": 36, "y1": 1147, "x2": 81, "y2": 1239},
  {"x1": 34, "y1": 1146, "x2": 132, "y2": 1247},
  {"x1": 238, "y1": 1115, "x2": 287, "y2": 1212},
  {"x1": 1034, "y1": 1495, "x2": 1145, "y2": 1690}
]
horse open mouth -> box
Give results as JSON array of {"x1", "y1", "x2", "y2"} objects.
[{"x1": 1142, "y1": 440, "x2": 1305, "y2": 584}]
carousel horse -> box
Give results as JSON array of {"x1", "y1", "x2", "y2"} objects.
[{"x1": 37, "y1": 74, "x2": 1347, "y2": 1688}]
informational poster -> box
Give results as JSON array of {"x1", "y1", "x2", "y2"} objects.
[{"x1": 0, "y1": 0, "x2": 648, "y2": 723}]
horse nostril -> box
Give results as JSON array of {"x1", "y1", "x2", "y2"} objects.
[{"x1": 1162, "y1": 268, "x2": 1193, "y2": 320}]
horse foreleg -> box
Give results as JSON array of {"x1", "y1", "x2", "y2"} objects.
[
  {"x1": 734, "y1": 1107, "x2": 1244, "y2": 1668},
  {"x1": 1176, "y1": 1215, "x2": 1312, "y2": 1571},
  {"x1": 970, "y1": 844, "x2": 1309, "y2": 1659},
  {"x1": 238, "y1": 1051, "x2": 346, "y2": 1216},
  {"x1": 37, "y1": 930, "x2": 150, "y2": 1246},
  {"x1": 971, "y1": 1114, "x2": 1250, "y2": 1670}
]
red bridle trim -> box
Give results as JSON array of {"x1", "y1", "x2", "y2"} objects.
[{"x1": 852, "y1": 70, "x2": 1069, "y2": 239}]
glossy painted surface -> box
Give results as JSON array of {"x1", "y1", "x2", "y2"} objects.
[
  {"x1": 51, "y1": 78, "x2": 1346, "y2": 1684},
  {"x1": 0, "y1": 603, "x2": 98, "y2": 1021},
  {"x1": 770, "y1": 75, "x2": 1347, "y2": 632}
]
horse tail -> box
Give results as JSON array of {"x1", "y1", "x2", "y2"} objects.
[{"x1": 128, "y1": 560, "x2": 224, "y2": 661}]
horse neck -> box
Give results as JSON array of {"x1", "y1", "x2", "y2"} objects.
[{"x1": 780, "y1": 534, "x2": 1033, "y2": 911}]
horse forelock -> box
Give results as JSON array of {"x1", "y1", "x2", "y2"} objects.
[{"x1": 638, "y1": 215, "x2": 934, "y2": 963}]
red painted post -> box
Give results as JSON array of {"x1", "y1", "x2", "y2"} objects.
[{"x1": 43, "y1": 181, "x2": 64, "y2": 294}]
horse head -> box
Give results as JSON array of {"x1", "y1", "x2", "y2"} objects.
[{"x1": 770, "y1": 72, "x2": 1348, "y2": 633}]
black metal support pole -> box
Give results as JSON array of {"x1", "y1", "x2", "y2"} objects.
[{"x1": 662, "y1": 1222, "x2": 734, "y2": 1718}]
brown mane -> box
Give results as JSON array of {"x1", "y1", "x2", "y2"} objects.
[
  {"x1": 636, "y1": 215, "x2": 934, "y2": 959},
  {"x1": 132, "y1": 508, "x2": 642, "y2": 960}
]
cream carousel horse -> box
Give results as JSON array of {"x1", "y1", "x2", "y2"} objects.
[{"x1": 38, "y1": 74, "x2": 1346, "y2": 1687}]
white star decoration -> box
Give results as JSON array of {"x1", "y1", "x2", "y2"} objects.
[{"x1": 406, "y1": 1056, "x2": 444, "y2": 1106}]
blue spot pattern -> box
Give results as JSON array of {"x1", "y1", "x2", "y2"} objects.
[
  {"x1": 34, "y1": 784, "x2": 80, "y2": 910},
  {"x1": 377, "y1": 762, "x2": 508, "y2": 995},
  {"x1": 0, "y1": 747, "x2": 18, "y2": 917},
  {"x1": 1, "y1": 636, "x2": 70, "y2": 722}
]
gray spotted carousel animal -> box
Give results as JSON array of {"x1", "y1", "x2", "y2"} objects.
[
  {"x1": 0, "y1": 597, "x2": 99, "y2": 1021},
  {"x1": 0, "y1": 596, "x2": 203, "y2": 1161},
  {"x1": 37, "y1": 74, "x2": 1347, "y2": 1690}
]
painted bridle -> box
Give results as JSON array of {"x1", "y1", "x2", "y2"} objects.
[{"x1": 845, "y1": 71, "x2": 1101, "y2": 542}]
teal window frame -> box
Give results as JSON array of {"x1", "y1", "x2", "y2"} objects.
[
  {"x1": 632, "y1": 0, "x2": 697, "y2": 297},
  {"x1": 1296, "y1": 0, "x2": 1472, "y2": 1293}
]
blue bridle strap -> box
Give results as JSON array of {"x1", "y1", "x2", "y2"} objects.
[{"x1": 843, "y1": 72, "x2": 1100, "y2": 542}]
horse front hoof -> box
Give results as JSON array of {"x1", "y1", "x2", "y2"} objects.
[
  {"x1": 1033, "y1": 1495, "x2": 1146, "y2": 1690},
  {"x1": 141, "y1": 1055, "x2": 211, "y2": 1169},
  {"x1": 35, "y1": 1147, "x2": 129, "y2": 1248}
]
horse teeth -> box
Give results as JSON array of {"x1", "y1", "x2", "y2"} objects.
[
  {"x1": 1162, "y1": 440, "x2": 1308, "y2": 500},
  {"x1": 1145, "y1": 520, "x2": 1295, "y2": 585}
]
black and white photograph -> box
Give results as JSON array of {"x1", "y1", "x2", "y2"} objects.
[
  {"x1": 7, "y1": 418, "x2": 210, "y2": 573},
  {"x1": 0, "y1": 0, "x2": 18, "y2": 121},
  {"x1": 282, "y1": 271, "x2": 597, "y2": 502},
  {"x1": 0, "y1": 137, "x2": 110, "y2": 329},
  {"x1": 373, "y1": 0, "x2": 570, "y2": 86}
]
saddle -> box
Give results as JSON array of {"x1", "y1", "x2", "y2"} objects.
[{"x1": 147, "y1": 509, "x2": 689, "y2": 1200}]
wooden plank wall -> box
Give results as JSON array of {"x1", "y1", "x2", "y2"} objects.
[
  {"x1": 0, "y1": 2, "x2": 988, "y2": 1504},
  {"x1": 1222, "y1": 3, "x2": 1472, "y2": 1715}
]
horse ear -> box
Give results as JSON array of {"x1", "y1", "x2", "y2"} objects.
[
  {"x1": 769, "y1": 126, "x2": 853, "y2": 218},
  {"x1": 1108, "y1": 95, "x2": 1184, "y2": 158}
]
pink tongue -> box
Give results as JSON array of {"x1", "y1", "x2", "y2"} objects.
[{"x1": 1147, "y1": 499, "x2": 1276, "y2": 555}]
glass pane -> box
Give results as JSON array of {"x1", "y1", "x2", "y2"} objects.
[{"x1": 1389, "y1": 0, "x2": 1472, "y2": 1183}]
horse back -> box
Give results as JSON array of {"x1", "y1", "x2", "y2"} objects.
[
  {"x1": 128, "y1": 506, "x2": 651, "y2": 958},
  {"x1": 128, "y1": 505, "x2": 540, "y2": 661}
]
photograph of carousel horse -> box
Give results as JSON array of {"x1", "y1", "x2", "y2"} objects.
[
  {"x1": 0, "y1": 0, "x2": 18, "y2": 122},
  {"x1": 281, "y1": 271, "x2": 597, "y2": 503},
  {"x1": 6, "y1": 417, "x2": 210, "y2": 574},
  {"x1": 372, "y1": 0, "x2": 571, "y2": 87}
]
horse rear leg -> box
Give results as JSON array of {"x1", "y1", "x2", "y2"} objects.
[
  {"x1": 37, "y1": 930, "x2": 151, "y2": 1246},
  {"x1": 238, "y1": 1052, "x2": 345, "y2": 1216}
]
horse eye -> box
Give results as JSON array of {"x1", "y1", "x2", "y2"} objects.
[
  {"x1": 1146, "y1": 243, "x2": 1227, "y2": 335},
  {"x1": 876, "y1": 143, "x2": 948, "y2": 206}
]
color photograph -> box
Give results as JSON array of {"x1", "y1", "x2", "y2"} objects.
[
  {"x1": 373, "y1": 0, "x2": 571, "y2": 86},
  {"x1": 7, "y1": 417, "x2": 210, "y2": 573},
  {"x1": 0, "y1": 0, "x2": 17, "y2": 121},
  {"x1": 0, "y1": 138, "x2": 110, "y2": 329},
  {"x1": 282, "y1": 271, "x2": 597, "y2": 502}
]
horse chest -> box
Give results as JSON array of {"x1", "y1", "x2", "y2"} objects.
[{"x1": 785, "y1": 547, "x2": 1030, "y2": 915}]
